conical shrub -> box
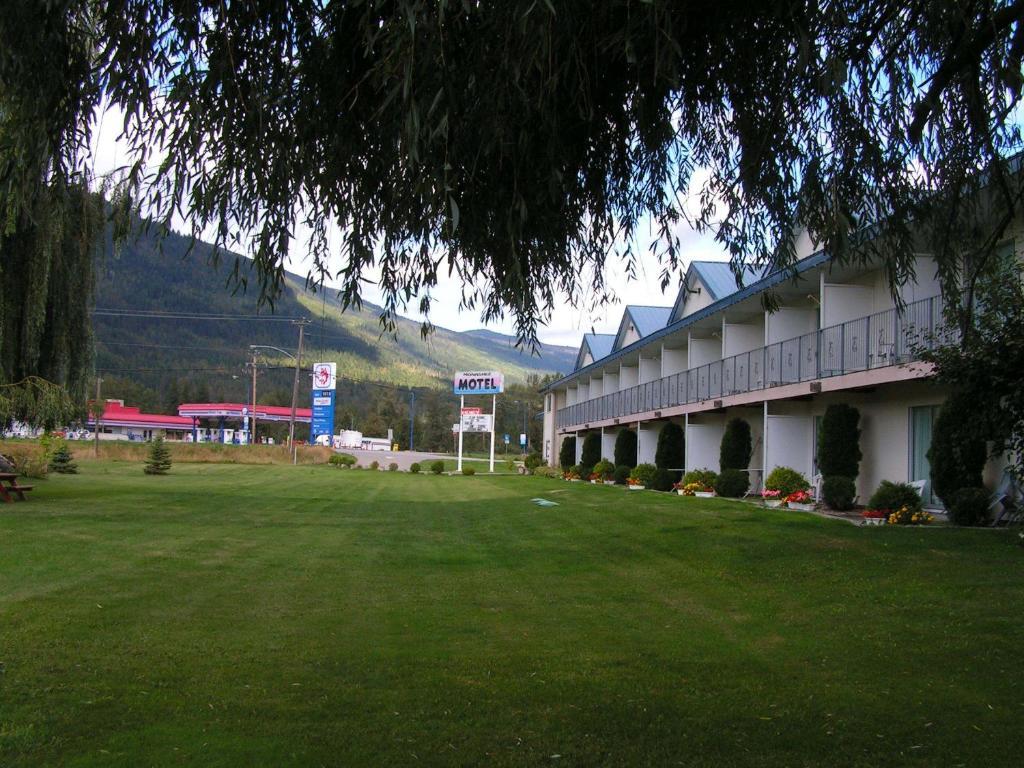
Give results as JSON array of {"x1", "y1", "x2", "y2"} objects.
[{"x1": 144, "y1": 436, "x2": 172, "y2": 475}]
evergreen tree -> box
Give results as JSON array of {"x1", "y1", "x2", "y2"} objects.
[
  {"x1": 654, "y1": 422, "x2": 685, "y2": 479},
  {"x1": 48, "y1": 441, "x2": 78, "y2": 474},
  {"x1": 558, "y1": 436, "x2": 576, "y2": 471},
  {"x1": 817, "y1": 404, "x2": 862, "y2": 479},
  {"x1": 613, "y1": 429, "x2": 637, "y2": 469},
  {"x1": 144, "y1": 435, "x2": 172, "y2": 475},
  {"x1": 929, "y1": 395, "x2": 987, "y2": 507},
  {"x1": 719, "y1": 418, "x2": 752, "y2": 471},
  {"x1": 580, "y1": 432, "x2": 601, "y2": 469}
]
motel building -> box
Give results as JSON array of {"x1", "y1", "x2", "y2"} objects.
[{"x1": 541, "y1": 231, "x2": 1020, "y2": 509}]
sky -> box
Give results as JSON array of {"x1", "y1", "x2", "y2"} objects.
[{"x1": 89, "y1": 106, "x2": 732, "y2": 350}]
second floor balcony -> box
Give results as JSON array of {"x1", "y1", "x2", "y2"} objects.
[{"x1": 556, "y1": 295, "x2": 955, "y2": 430}]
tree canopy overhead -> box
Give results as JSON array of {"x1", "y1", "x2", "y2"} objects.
[{"x1": 2, "y1": 1, "x2": 1023, "y2": 350}]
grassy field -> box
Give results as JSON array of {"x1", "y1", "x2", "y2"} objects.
[{"x1": 2, "y1": 462, "x2": 1022, "y2": 767}]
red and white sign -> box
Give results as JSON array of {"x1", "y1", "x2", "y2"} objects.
[
  {"x1": 461, "y1": 406, "x2": 482, "y2": 415},
  {"x1": 312, "y1": 362, "x2": 336, "y2": 390}
]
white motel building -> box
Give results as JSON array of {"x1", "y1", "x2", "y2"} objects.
[{"x1": 541, "y1": 229, "x2": 1020, "y2": 508}]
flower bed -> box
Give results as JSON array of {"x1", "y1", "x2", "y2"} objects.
[{"x1": 674, "y1": 481, "x2": 713, "y2": 497}]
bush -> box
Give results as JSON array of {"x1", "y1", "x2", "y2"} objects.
[
  {"x1": 409, "y1": 462, "x2": 421, "y2": 474},
  {"x1": 388, "y1": 462, "x2": 399, "y2": 472},
  {"x1": 462, "y1": 466, "x2": 476, "y2": 476},
  {"x1": 949, "y1": 487, "x2": 990, "y2": 526},
  {"x1": 580, "y1": 432, "x2": 601, "y2": 469},
  {"x1": 719, "y1": 418, "x2": 752, "y2": 471},
  {"x1": 867, "y1": 480, "x2": 922, "y2": 513},
  {"x1": 764, "y1": 466, "x2": 809, "y2": 498},
  {"x1": 8, "y1": 449, "x2": 48, "y2": 479},
  {"x1": 682, "y1": 468, "x2": 717, "y2": 488},
  {"x1": 579, "y1": 464, "x2": 594, "y2": 482},
  {"x1": 714, "y1": 468, "x2": 750, "y2": 498},
  {"x1": 817, "y1": 404, "x2": 862, "y2": 478},
  {"x1": 143, "y1": 436, "x2": 172, "y2": 475},
  {"x1": 568, "y1": 464, "x2": 583, "y2": 480},
  {"x1": 533, "y1": 465, "x2": 562, "y2": 478},
  {"x1": 327, "y1": 452, "x2": 356, "y2": 467},
  {"x1": 822, "y1": 475, "x2": 856, "y2": 510},
  {"x1": 48, "y1": 441, "x2": 78, "y2": 474},
  {"x1": 558, "y1": 436, "x2": 576, "y2": 470},
  {"x1": 613, "y1": 465, "x2": 630, "y2": 485},
  {"x1": 369, "y1": 460, "x2": 380, "y2": 471},
  {"x1": 430, "y1": 460, "x2": 445, "y2": 475},
  {"x1": 929, "y1": 397, "x2": 987, "y2": 508},
  {"x1": 593, "y1": 459, "x2": 615, "y2": 480},
  {"x1": 655, "y1": 422, "x2": 684, "y2": 480},
  {"x1": 524, "y1": 452, "x2": 543, "y2": 471},
  {"x1": 650, "y1": 467, "x2": 675, "y2": 492},
  {"x1": 629, "y1": 463, "x2": 657, "y2": 486},
  {"x1": 613, "y1": 429, "x2": 637, "y2": 469},
  {"x1": 353, "y1": 464, "x2": 363, "y2": 470}
]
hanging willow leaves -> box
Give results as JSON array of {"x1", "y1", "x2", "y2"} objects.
[{"x1": 1, "y1": 1, "x2": 1023, "y2": 352}]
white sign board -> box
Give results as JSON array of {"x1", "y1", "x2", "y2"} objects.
[
  {"x1": 460, "y1": 413, "x2": 493, "y2": 433},
  {"x1": 312, "y1": 362, "x2": 337, "y2": 390}
]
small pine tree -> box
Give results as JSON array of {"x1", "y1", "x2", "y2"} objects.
[
  {"x1": 654, "y1": 422, "x2": 684, "y2": 480},
  {"x1": 817, "y1": 404, "x2": 862, "y2": 479},
  {"x1": 719, "y1": 418, "x2": 752, "y2": 471},
  {"x1": 558, "y1": 436, "x2": 577, "y2": 470},
  {"x1": 48, "y1": 442, "x2": 78, "y2": 474},
  {"x1": 144, "y1": 436, "x2": 172, "y2": 475},
  {"x1": 613, "y1": 429, "x2": 638, "y2": 469},
  {"x1": 580, "y1": 432, "x2": 601, "y2": 469}
]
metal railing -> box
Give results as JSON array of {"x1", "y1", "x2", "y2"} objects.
[{"x1": 556, "y1": 295, "x2": 954, "y2": 429}]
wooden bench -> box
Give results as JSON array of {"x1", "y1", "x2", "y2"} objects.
[{"x1": 0, "y1": 472, "x2": 33, "y2": 502}]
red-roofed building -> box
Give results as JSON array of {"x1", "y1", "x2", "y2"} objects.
[
  {"x1": 87, "y1": 400, "x2": 194, "y2": 442},
  {"x1": 177, "y1": 403, "x2": 312, "y2": 444}
]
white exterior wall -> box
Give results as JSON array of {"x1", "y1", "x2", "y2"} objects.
[
  {"x1": 822, "y1": 282, "x2": 875, "y2": 327},
  {"x1": 686, "y1": 417, "x2": 725, "y2": 473},
  {"x1": 638, "y1": 422, "x2": 659, "y2": 464},
  {"x1": 601, "y1": 428, "x2": 618, "y2": 463},
  {"x1": 639, "y1": 355, "x2": 661, "y2": 384},
  {"x1": 590, "y1": 376, "x2": 603, "y2": 397},
  {"x1": 603, "y1": 370, "x2": 619, "y2": 393},
  {"x1": 765, "y1": 307, "x2": 818, "y2": 344},
  {"x1": 723, "y1": 320, "x2": 764, "y2": 356},
  {"x1": 679, "y1": 277, "x2": 716, "y2": 319},
  {"x1": 688, "y1": 336, "x2": 721, "y2": 367},
  {"x1": 620, "y1": 364, "x2": 639, "y2": 388},
  {"x1": 662, "y1": 346, "x2": 687, "y2": 376}
]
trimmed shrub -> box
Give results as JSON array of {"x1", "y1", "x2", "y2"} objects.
[
  {"x1": 558, "y1": 436, "x2": 577, "y2": 471},
  {"x1": 579, "y1": 465, "x2": 594, "y2": 482},
  {"x1": 613, "y1": 429, "x2": 638, "y2": 469},
  {"x1": 328, "y1": 453, "x2": 357, "y2": 467},
  {"x1": 388, "y1": 462, "x2": 399, "y2": 472},
  {"x1": 949, "y1": 487, "x2": 990, "y2": 526},
  {"x1": 929, "y1": 398, "x2": 987, "y2": 508},
  {"x1": 682, "y1": 468, "x2": 718, "y2": 488},
  {"x1": 613, "y1": 465, "x2": 630, "y2": 485},
  {"x1": 369, "y1": 460, "x2": 380, "y2": 471},
  {"x1": 629, "y1": 463, "x2": 657, "y2": 486},
  {"x1": 143, "y1": 436, "x2": 172, "y2": 475},
  {"x1": 524, "y1": 452, "x2": 543, "y2": 471},
  {"x1": 654, "y1": 422, "x2": 684, "y2": 481},
  {"x1": 593, "y1": 459, "x2": 615, "y2": 480},
  {"x1": 715, "y1": 468, "x2": 750, "y2": 498},
  {"x1": 817, "y1": 404, "x2": 862, "y2": 479},
  {"x1": 580, "y1": 433, "x2": 601, "y2": 470},
  {"x1": 430, "y1": 460, "x2": 445, "y2": 475},
  {"x1": 650, "y1": 467, "x2": 675, "y2": 492},
  {"x1": 568, "y1": 464, "x2": 584, "y2": 479},
  {"x1": 462, "y1": 466, "x2": 476, "y2": 476},
  {"x1": 533, "y1": 465, "x2": 562, "y2": 478},
  {"x1": 764, "y1": 466, "x2": 809, "y2": 498},
  {"x1": 867, "y1": 480, "x2": 922, "y2": 513},
  {"x1": 719, "y1": 418, "x2": 752, "y2": 471},
  {"x1": 409, "y1": 462, "x2": 421, "y2": 474},
  {"x1": 822, "y1": 475, "x2": 856, "y2": 510},
  {"x1": 48, "y1": 442, "x2": 78, "y2": 474}
]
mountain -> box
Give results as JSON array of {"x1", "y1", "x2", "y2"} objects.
[{"x1": 92, "y1": 225, "x2": 575, "y2": 395}]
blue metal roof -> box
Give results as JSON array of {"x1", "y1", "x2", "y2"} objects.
[
  {"x1": 627, "y1": 306, "x2": 673, "y2": 337},
  {"x1": 575, "y1": 333, "x2": 616, "y2": 370},
  {"x1": 542, "y1": 249, "x2": 831, "y2": 392},
  {"x1": 691, "y1": 261, "x2": 769, "y2": 301}
]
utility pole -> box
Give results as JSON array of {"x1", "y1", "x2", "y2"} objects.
[
  {"x1": 250, "y1": 349, "x2": 258, "y2": 444},
  {"x1": 408, "y1": 388, "x2": 415, "y2": 451},
  {"x1": 289, "y1": 319, "x2": 309, "y2": 464},
  {"x1": 93, "y1": 376, "x2": 102, "y2": 458}
]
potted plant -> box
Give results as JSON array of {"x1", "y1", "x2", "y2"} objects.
[
  {"x1": 763, "y1": 466, "x2": 810, "y2": 508},
  {"x1": 563, "y1": 466, "x2": 582, "y2": 482},
  {"x1": 761, "y1": 488, "x2": 783, "y2": 507},
  {"x1": 593, "y1": 459, "x2": 616, "y2": 485},
  {"x1": 628, "y1": 463, "x2": 656, "y2": 490},
  {"x1": 694, "y1": 484, "x2": 715, "y2": 498},
  {"x1": 785, "y1": 489, "x2": 816, "y2": 511},
  {"x1": 861, "y1": 509, "x2": 887, "y2": 526},
  {"x1": 588, "y1": 471, "x2": 601, "y2": 484}
]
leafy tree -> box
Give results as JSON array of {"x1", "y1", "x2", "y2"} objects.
[
  {"x1": 143, "y1": 436, "x2": 172, "y2": 475},
  {"x1": 580, "y1": 433, "x2": 601, "y2": 470},
  {"x1": 613, "y1": 430, "x2": 638, "y2": 469},
  {"x1": 817, "y1": 404, "x2": 862, "y2": 479},
  {"x1": 558, "y1": 436, "x2": 577, "y2": 471},
  {"x1": 719, "y1": 418, "x2": 752, "y2": 471},
  {"x1": 3, "y1": 1, "x2": 1021, "y2": 352},
  {"x1": 654, "y1": 422, "x2": 685, "y2": 483}
]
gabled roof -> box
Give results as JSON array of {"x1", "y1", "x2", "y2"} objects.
[
  {"x1": 575, "y1": 333, "x2": 616, "y2": 371},
  {"x1": 88, "y1": 401, "x2": 194, "y2": 429},
  {"x1": 613, "y1": 305, "x2": 672, "y2": 351},
  {"x1": 670, "y1": 261, "x2": 769, "y2": 321}
]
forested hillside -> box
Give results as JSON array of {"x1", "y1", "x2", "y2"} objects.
[{"x1": 91, "y1": 224, "x2": 570, "y2": 449}]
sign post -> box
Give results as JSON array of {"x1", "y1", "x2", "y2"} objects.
[
  {"x1": 311, "y1": 362, "x2": 337, "y2": 445},
  {"x1": 453, "y1": 370, "x2": 504, "y2": 474}
]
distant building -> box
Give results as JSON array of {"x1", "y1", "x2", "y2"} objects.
[{"x1": 88, "y1": 400, "x2": 194, "y2": 441}]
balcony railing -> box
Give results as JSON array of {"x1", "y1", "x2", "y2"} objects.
[{"x1": 556, "y1": 294, "x2": 954, "y2": 429}]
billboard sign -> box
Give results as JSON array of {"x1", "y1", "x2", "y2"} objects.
[
  {"x1": 311, "y1": 388, "x2": 335, "y2": 440},
  {"x1": 453, "y1": 370, "x2": 504, "y2": 396},
  {"x1": 460, "y1": 413, "x2": 493, "y2": 433},
  {"x1": 312, "y1": 362, "x2": 337, "y2": 391}
]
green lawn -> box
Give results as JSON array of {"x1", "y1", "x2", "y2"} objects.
[{"x1": 2, "y1": 463, "x2": 1022, "y2": 767}]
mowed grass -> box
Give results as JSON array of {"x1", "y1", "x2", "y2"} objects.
[{"x1": 1, "y1": 463, "x2": 1022, "y2": 767}]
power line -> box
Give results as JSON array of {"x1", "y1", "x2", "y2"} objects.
[
  {"x1": 92, "y1": 308, "x2": 307, "y2": 322},
  {"x1": 96, "y1": 340, "x2": 249, "y2": 352}
]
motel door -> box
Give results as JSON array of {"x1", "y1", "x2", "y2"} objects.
[{"x1": 909, "y1": 405, "x2": 940, "y2": 507}]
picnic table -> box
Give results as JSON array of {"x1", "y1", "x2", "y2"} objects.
[{"x1": 0, "y1": 472, "x2": 33, "y2": 502}]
